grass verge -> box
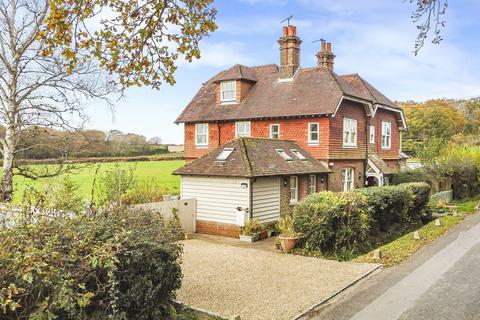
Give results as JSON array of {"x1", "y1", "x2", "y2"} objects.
[{"x1": 353, "y1": 215, "x2": 464, "y2": 267}]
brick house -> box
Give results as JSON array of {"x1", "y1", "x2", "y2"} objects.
[
  {"x1": 174, "y1": 138, "x2": 330, "y2": 237},
  {"x1": 174, "y1": 25, "x2": 407, "y2": 236}
]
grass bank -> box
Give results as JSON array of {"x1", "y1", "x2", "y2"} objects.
[{"x1": 354, "y1": 199, "x2": 478, "y2": 267}]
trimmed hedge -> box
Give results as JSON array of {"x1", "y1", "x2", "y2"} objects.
[
  {"x1": 293, "y1": 182, "x2": 431, "y2": 256},
  {"x1": 293, "y1": 191, "x2": 370, "y2": 256}
]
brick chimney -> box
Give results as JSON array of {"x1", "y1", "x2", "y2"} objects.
[
  {"x1": 316, "y1": 40, "x2": 335, "y2": 71},
  {"x1": 278, "y1": 25, "x2": 302, "y2": 79}
]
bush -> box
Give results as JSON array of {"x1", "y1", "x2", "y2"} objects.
[
  {"x1": 20, "y1": 176, "x2": 85, "y2": 213},
  {"x1": 356, "y1": 185, "x2": 411, "y2": 233},
  {"x1": 0, "y1": 207, "x2": 183, "y2": 319},
  {"x1": 293, "y1": 191, "x2": 370, "y2": 257},
  {"x1": 293, "y1": 183, "x2": 431, "y2": 258},
  {"x1": 398, "y1": 182, "x2": 431, "y2": 219},
  {"x1": 391, "y1": 168, "x2": 432, "y2": 185}
]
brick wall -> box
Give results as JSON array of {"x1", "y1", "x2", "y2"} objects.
[
  {"x1": 328, "y1": 100, "x2": 368, "y2": 160},
  {"x1": 372, "y1": 108, "x2": 401, "y2": 160},
  {"x1": 184, "y1": 116, "x2": 330, "y2": 160},
  {"x1": 279, "y1": 174, "x2": 329, "y2": 216},
  {"x1": 196, "y1": 220, "x2": 241, "y2": 238},
  {"x1": 327, "y1": 159, "x2": 365, "y2": 192}
]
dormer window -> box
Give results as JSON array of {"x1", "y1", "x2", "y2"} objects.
[{"x1": 220, "y1": 80, "x2": 236, "y2": 102}]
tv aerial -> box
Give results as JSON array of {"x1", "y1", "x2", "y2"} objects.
[{"x1": 280, "y1": 15, "x2": 293, "y2": 26}]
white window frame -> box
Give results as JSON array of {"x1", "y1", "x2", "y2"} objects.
[
  {"x1": 270, "y1": 124, "x2": 280, "y2": 139},
  {"x1": 369, "y1": 125, "x2": 375, "y2": 144},
  {"x1": 343, "y1": 118, "x2": 357, "y2": 147},
  {"x1": 381, "y1": 121, "x2": 392, "y2": 149},
  {"x1": 290, "y1": 176, "x2": 298, "y2": 204},
  {"x1": 309, "y1": 174, "x2": 316, "y2": 194},
  {"x1": 235, "y1": 121, "x2": 251, "y2": 138},
  {"x1": 308, "y1": 122, "x2": 319, "y2": 145},
  {"x1": 341, "y1": 168, "x2": 355, "y2": 192},
  {"x1": 220, "y1": 80, "x2": 236, "y2": 102},
  {"x1": 195, "y1": 123, "x2": 209, "y2": 147}
]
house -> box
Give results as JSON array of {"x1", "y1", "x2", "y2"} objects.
[
  {"x1": 174, "y1": 25, "x2": 407, "y2": 236},
  {"x1": 173, "y1": 138, "x2": 331, "y2": 237}
]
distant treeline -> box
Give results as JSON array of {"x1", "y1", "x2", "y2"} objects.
[{"x1": 8, "y1": 127, "x2": 168, "y2": 160}]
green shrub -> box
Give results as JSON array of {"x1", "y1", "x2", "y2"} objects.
[
  {"x1": 293, "y1": 191, "x2": 370, "y2": 257},
  {"x1": 391, "y1": 168, "x2": 432, "y2": 185},
  {"x1": 356, "y1": 185, "x2": 412, "y2": 233},
  {"x1": 20, "y1": 176, "x2": 85, "y2": 213},
  {"x1": 398, "y1": 182, "x2": 431, "y2": 219},
  {"x1": 0, "y1": 207, "x2": 183, "y2": 319}
]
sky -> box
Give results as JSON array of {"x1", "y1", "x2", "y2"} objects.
[{"x1": 85, "y1": 0, "x2": 480, "y2": 144}]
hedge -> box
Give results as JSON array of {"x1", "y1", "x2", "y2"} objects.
[
  {"x1": 293, "y1": 182, "x2": 431, "y2": 256},
  {"x1": 293, "y1": 191, "x2": 370, "y2": 256},
  {"x1": 0, "y1": 207, "x2": 183, "y2": 319}
]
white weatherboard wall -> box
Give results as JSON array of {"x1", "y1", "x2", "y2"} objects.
[
  {"x1": 181, "y1": 176, "x2": 250, "y2": 224},
  {"x1": 252, "y1": 177, "x2": 280, "y2": 223}
]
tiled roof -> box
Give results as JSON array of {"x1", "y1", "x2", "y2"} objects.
[
  {"x1": 368, "y1": 153, "x2": 397, "y2": 175},
  {"x1": 175, "y1": 65, "x2": 380, "y2": 123},
  {"x1": 173, "y1": 138, "x2": 331, "y2": 177},
  {"x1": 214, "y1": 64, "x2": 257, "y2": 82},
  {"x1": 339, "y1": 74, "x2": 399, "y2": 109}
]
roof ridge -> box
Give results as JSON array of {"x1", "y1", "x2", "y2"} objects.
[
  {"x1": 355, "y1": 74, "x2": 377, "y2": 101},
  {"x1": 239, "y1": 138, "x2": 253, "y2": 177}
]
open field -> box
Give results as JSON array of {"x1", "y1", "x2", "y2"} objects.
[{"x1": 12, "y1": 160, "x2": 185, "y2": 203}]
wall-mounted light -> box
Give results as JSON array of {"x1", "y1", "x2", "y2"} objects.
[
  {"x1": 283, "y1": 177, "x2": 288, "y2": 187},
  {"x1": 320, "y1": 176, "x2": 325, "y2": 184},
  {"x1": 358, "y1": 172, "x2": 363, "y2": 180},
  {"x1": 240, "y1": 182, "x2": 249, "y2": 189}
]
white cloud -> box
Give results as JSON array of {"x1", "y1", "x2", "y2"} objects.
[{"x1": 179, "y1": 41, "x2": 259, "y2": 68}]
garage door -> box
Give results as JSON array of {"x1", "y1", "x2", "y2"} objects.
[
  {"x1": 181, "y1": 176, "x2": 250, "y2": 224},
  {"x1": 252, "y1": 177, "x2": 280, "y2": 223}
]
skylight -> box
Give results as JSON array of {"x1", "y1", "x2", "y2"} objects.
[
  {"x1": 290, "y1": 149, "x2": 306, "y2": 160},
  {"x1": 275, "y1": 149, "x2": 292, "y2": 161},
  {"x1": 216, "y1": 147, "x2": 234, "y2": 161}
]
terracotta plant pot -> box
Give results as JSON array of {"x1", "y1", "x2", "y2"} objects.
[
  {"x1": 259, "y1": 230, "x2": 268, "y2": 240},
  {"x1": 279, "y1": 236, "x2": 298, "y2": 253}
]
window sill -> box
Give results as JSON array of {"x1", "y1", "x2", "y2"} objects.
[
  {"x1": 290, "y1": 201, "x2": 298, "y2": 205},
  {"x1": 308, "y1": 142, "x2": 319, "y2": 146},
  {"x1": 195, "y1": 145, "x2": 209, "y2": 149},
  {"x1": 342, "y1": 145, "x2": 358, "y2": 148},
  {"x1": 220, "y1": 101, "x2": 237, "y2": 105},
  {"x1": 381, "y1": 147, "x2": 392, "y2": 150}
]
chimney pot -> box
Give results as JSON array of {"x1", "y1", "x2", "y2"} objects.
[
  {"x1": 316, "y1": 39, "x2": 335, "y2": 71},
  {"x1": 321, "y1": 41, "x2": 326, "y2": 52},
  {"x1": 278, "y1": 25, "x2": 301, "y2": 79},
  {"x1": 288, "y1": 25, "x2": 297, "y2": 36},
  {"x1": 327, "y1": 42, "x2": 332, "y2": 52}
]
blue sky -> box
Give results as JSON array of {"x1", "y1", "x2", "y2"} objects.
[{"x1": 85, "y1": 0, "x2": 480, "y2": 144}]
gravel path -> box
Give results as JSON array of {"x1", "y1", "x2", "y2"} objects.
[{"x1": 177, "y1": 237, "x2": 380, "y2": 320}]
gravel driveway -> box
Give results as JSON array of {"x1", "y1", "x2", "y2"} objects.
[{"x1": 177, "y1": 235, "x2": 380, "y2": 320}]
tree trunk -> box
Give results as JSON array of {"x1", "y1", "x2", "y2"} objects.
[{"x1": 1, "y1": 126, "x2": 15, "y2": 202}]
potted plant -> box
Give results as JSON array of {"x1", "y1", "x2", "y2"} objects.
[
  {"x1": 436, "y1": 200, "x2": 447, "y2": 214},
  {"x1": 277, "y1": 215, "x2": 299, "y2": 253},
  {"x1": 239, "y1": 218, "x2": 262, "y2": 242}
]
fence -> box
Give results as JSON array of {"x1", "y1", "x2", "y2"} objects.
[
  {"x1": 134, "y1": 198, "x2": 197, "y2": 233},
  {"x1": 431, "y1": 190, "x2": 454, "y2": 204}
]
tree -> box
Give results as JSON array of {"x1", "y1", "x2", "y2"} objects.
[
  {"x1": 148, "y1": 136, "x2": 163, "y2": 145},
  {"x1": 410, "y1": 0, "x2": 448, "y2": 55},
  {"x1": 0, "y1": 0, "x2": 217, "y2": 201},
  {"x1": 401, "y1": 99, "x2": 465, "y2": 159}
]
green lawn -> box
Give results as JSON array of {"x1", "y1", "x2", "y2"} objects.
[{"x1": 12, "y1": 160, "x2": 184, "y2": 203}]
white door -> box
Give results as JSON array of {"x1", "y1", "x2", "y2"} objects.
[
  {"x1": 181, "y1": 176, "x2": 250, "y2": 225},
  {"x1": 252, "y1": 177, "x2": 281, "y2": 223}
]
